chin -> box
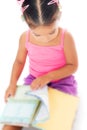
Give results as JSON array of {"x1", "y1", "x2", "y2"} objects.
[
  {"x1": 44, "y1": 40, "x2": 50, "y2": 43},
  {"x1": 45, "y1": 38, "x2": 55, "y2": 43}
]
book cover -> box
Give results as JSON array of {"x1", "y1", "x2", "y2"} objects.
[
  {"x1": 36, "y1": 87, "x2": 79, "y2": 130},
  {"x1": 0, "y1": 85, "x2": 49, "y2": 127}
]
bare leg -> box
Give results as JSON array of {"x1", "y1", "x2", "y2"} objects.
[{"x1": 2, "y1": 125, "x2": 22, "y2": 130}]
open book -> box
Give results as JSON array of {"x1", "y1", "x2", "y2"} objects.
[{"x1": 0, "y1": 85, "x2": 49, "y2": 127}]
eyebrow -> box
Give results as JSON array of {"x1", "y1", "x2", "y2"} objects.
[{"x1": 33, "y1": 29, "x2": 56, "y2": 36}]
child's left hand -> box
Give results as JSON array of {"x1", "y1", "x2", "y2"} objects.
[{"x1": 31, "y1": 75, "x2": 50, "y2": 90}]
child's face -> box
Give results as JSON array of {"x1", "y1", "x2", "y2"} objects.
[{"x1": 31, "y1": 22, "x2": 58, "y2": 43}]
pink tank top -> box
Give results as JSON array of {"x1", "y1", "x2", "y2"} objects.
[{"x1": 25, "y1": 29, "x2": 66, "y2": 77}]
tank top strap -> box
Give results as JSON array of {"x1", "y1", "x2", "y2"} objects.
[
  {"x1": 60, "y1": 29, "x2": 66, "y2": 47},
  {"x1": 25, "y1": 30, "x2": 30, "y2": 48}
]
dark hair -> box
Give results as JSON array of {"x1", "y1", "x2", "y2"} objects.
[{"x1": 22, "y1": 0, "x2": 61, "y2": 29}]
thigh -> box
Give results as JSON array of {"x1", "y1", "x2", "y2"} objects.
[
  {"x1": 24, "y1": 74, "x2": 36, "y2": 85},
  {"x1": 48, "y1": 75, "x2": 77, "y2": 96},
  {"x1": 2, "y1": 125, "x2": 22, "y2": 130}
]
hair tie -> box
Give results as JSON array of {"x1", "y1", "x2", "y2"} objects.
[
  {"x1": 17, "y1": 0, "x2": 25, "y2": 5},
  {"x1": 17, "y1": 0, "x2": 29, "y2": 13},
  {"x1": 47, "y1": 0, "x2": 59, "y2": 5}
]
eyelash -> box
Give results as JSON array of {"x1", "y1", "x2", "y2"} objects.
[
  {"x1": 34, "y1": 30, "x2": 56, "y2": 37},
  {"x1": 34, "y1": 34, "x2": 40, "y2": 37},
  {"x1": 49, "y1": 31, "x2": 55, "y2": 35}
]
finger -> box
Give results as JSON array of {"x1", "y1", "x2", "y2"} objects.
[
  {"x1": 31, "y1": 83, "x2": 36, "y2": 90},
  {"x1": 32, "y1": 84, "x2": 42, "y2": 90},
  {"x1": 5, "y1": 93, "x2": 11, "y2": 102},
  {"x1": 5, "y1": 91, "x2": 15, "y2": 102},
  {"x1": 31, "y1": 84, "x2": 37, "y2": 90},
  {"x1": 11, "y1": 91, "x2": 16, "y2": 96}
]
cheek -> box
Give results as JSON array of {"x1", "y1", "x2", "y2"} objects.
[{"x1": 49, "y1": 33, "x2": 57, "y2": 40}]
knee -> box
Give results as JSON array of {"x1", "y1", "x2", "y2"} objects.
[{"x1": 2, "y1": 125, "x2": 22, "y2": 130}]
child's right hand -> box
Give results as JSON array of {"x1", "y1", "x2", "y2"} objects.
[{"x1": 5, "y1": 86, "x2": 17, "y2": 102}]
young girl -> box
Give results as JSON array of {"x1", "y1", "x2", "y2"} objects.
[{"x1": 3, "y1": 0, "x2": 78, "y2": 130}]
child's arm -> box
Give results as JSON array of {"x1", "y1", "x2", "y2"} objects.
[
  {"x1": 5, "y1": 32, "x2": 27, "y2": 101},
  {"x1": 9, "y1": 32, "x2": 27, "y2": 86},
  {"x1": 47, "y1": 31, "x2": 78, "y2": 80},
  {"x1": 31, "y1": 31, "x2": 78, "y2": 90}
]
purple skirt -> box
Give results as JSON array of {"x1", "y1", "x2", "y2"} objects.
[{"x1": 24, "y1": 74, "x2": 77, "y2": 96}]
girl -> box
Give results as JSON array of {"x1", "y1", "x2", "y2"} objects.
[{"x1": 3, "y1": 0, "x2": 78, "y2": 130}]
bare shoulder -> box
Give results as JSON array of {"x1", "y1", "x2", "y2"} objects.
[
  {"x1": 15, "y1": 31, "x2": 28, "y2": 63},
  {"x1": 63, "y1": 29, "x2": 78, "y2": 68},
  {"x1": 64, "y1": 30, "x2": 76, "y2": 48},
  {"x1": 19, "y1": 31, "x2": 27, "y2": 46},
  {"x1": 17, "y1": 31, "x2": 28, "y2": 54}
]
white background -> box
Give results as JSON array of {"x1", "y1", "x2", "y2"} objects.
[{"x1": 0, "y1": 0, "x2": 87, "y2": 130}]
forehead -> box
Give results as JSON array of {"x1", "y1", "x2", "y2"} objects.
[{"x1": 31, "y1": 22, "x2": 57, "y2": 35}]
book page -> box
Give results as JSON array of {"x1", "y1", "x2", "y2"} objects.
[{"x1": 26, "y1": 85, "x2": 49, "y2": 124}]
